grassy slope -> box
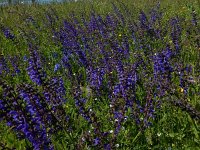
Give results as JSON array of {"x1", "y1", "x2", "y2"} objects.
[{"x1": 0, "y1": 0, "x2": 200, "y2": 149}]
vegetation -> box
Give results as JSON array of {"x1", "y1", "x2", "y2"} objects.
[{"x1": 0, "y1": 0, "x2": 200, "y2": 149}]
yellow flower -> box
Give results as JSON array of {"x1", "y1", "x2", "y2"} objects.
[
  {"x1": 64, "y1": 104, "x2": 69, "y2": 109},
  {"x1": 180, "y1": 88, "x2": 184, "y2": 93},
  {"x1": 118, "y1": 33, "x2": 122, "y2": 37}
]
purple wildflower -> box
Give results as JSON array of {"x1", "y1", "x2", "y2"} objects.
[
  {"x1": 170, "y1": 18, "x2": 182, "y2": 53},
  {"x1": 54, "y1": 63, "x2": 61, "y2": 72},
  {"x1": 2, "y1": 28, "x2": 15, "y2": 40},
  {"x1": 27, "y1": 47, "x2": 46, "y2": 85},
  {"x1": 93, "y1": 137, "x2": 100, "y2": 146}
]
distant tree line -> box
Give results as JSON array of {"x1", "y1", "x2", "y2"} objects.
[
  {"x1": 7, "y1": 0, "x2": 36, "y2": 4},
  {"x1": 3, "y1": 0, "x2": 75, "y2": 5}
]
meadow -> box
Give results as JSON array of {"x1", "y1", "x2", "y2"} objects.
[{"x1": 0, "y1": 0, "x2": 200, "y2": 149}]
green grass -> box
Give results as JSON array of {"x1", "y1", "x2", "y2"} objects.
[{"x1": 0, "y1": 0, "x2": 200, "y2": 149}]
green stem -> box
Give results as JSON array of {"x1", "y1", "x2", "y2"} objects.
[{"x1": 132, "y1": 131, "x2": 142, "y2": 143}]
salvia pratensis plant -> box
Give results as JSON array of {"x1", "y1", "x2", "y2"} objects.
[
  {"x1": 27, "y1": 44, "x2": 46, "y2": 86},
  {"x1": 0, "y1": 2, "x2": 200, "y2": 149},
  {"x1": 0, "y1": 80, "x2": 54, "y2": 149},
  {"x1": 2, "y1": 27, "x2": 15, "y2": 40},
  {"x1": 170, "y1": 17, "x2": 182, "y2": 54}
]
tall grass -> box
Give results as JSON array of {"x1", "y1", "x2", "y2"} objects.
[{"x1": 0, "y1": 0, "x2": 200, "y2": 149}]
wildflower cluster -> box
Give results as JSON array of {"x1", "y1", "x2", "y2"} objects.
[{"x1": 0, "y1": 2, "x2": 200, "y2": 149}]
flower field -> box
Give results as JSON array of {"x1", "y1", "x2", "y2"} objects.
[{"x1": 0, "y1": 0, "x2": 200, "y2": 149}]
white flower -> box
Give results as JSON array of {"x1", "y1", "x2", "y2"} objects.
[
  {"x1": 157, "y1": 133, "x2": 162, "y2": 137},
  {"x1": 82, "y1": 137, "x2": 86, "y2": 141},
  {"x1": 124, "y1": 116, "x2": 128, "y2": 121}
]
